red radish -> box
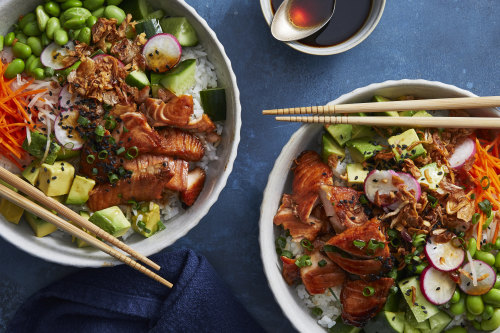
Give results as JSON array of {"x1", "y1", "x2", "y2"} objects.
[
  {"x1": 425, "y1": 237, "x2": 465, "y2": 272},
  {"x1": 420, "y1": 266, "x2": 456, "y2": 305},
  {"x1": 364, "y1": 170, "x2": 398, "y2": 205},
  {"x1": 92, "y1": 54, "x2": 124, "y2": 67},
  {"x1": 142, "y1": 33, "x2": 181, "y2": 73},
  {"x1": 58, "y1": 85, "x2": 81, "y2": 113},
  {"x1": 459, "y1": 260, "x2": 496, "y2": 295},
  {"x1": 40, "y1": 42, "x2": 75, "y2": 70},
  {"x1": 448, "y1": 138, "x2": 476, "y2": 169},
  {"x1": 387, "y1": 172, "x2": 422, "y2": 210},
  {"x1": 54, "y1": 109, "x2": 85, "y2": 150}
]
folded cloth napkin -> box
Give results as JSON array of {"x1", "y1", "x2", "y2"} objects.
[{"x1": 8, "y1": 248, "x2": 263, "y2": 333}]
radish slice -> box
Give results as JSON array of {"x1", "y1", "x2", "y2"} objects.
[
  {"x1": 459, "y1": 260, "x2": 496, "y2": 295},
  {"x1": 425, "y1": 237, "x2": 465, "y2": 272},
  {"x1": 387, "y1": 172, "x2": 422, "y2": 210},
  {"x1": 142, "y1": 33, "x2": 181, "y2": 73},
  {"x1": 364, "y1": 170, "x2": 398, "y2": 205},
  {"x1": 448, "y1": 138, "x2": 476, "y2": 169},
  {"x1": 92, "y1": 54, "x2": 124, "y2": 67},
  {"x1": 54, "y1": 109, "x2": 85, "y2": 151},
  {"x1": 58, "y1": 85, "x2": 82, "y2": 113},
  {"x1": 40, "y1": 42, "x2": 75, "y2": 70},
  {"x1": 420, "y1": 266, "x2": 456, "y2": 305}
]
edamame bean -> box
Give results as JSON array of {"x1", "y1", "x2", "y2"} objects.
[
  {"x1": 46, "y1": 17, "x2": 61, "y2": 40},
  {"x1": 12, "y1": 42, "x2": 32, "y2": 59},
  {"x1": 107, "y1": 0, "x2": 122, "y2": 5},
  {"x1": 19, "y1": 13, "x2": 36, "y2": 30},
  {"x1": 484, "y1": 305, "x2": 495, "y2": 319},
  {"x1": 44, "y1": 1, "x2": 61, "y2": 17},
  {"x1": 481, "y1": 308, "x2": 500, "y2": 331},
  {"x1": 92, "y1": 7, "x2": 105, "y2": 18},
  {"x1": 4, "y1": 59, "x2": 25, "y2": 79},
  {"x1": 466, "y1": 295, "x2": 485, "y2": 315},
  {"x1": 450, "y1": 297, "x2": 466, "y2": 315},
  {"x1": 27, "y1": 57, "x2": 42, "y2": 74},
  {"x1": 25, "y1": 55, "x2": 36, "y2": 68},
  {"x1": 44, "y1": 67, "x2": 55, "y2": 77},
  {"x1": 54, "y1": 28, "x2": 68, "y2": 46},
  {"x1": 483, "y1": 288, "x2": 500, "y2": 307},
  {"x1": 41, "y1": 33, "x2": 50, "y2": 46},
  {"x1": 495, "y1": 275, "x2": 500, "y2": 289},
  {"x1": 69, "y1": 29, "x2": 80, "y2": 40},
  {"x1": 61, "y1": 0, "x2": 83, "y2": 11},
  {"x1": 55, "y1": 0, "x2": 67, "y2": 3},
  {"x1": 465, "y1": 311, "x2": 476, "y2": 321},
  {"x1": 451, "y1": 290, "x2": 461, "y2": 304},
  {"x1": 467, "y1": 238, "x2": 477, "y2": 257},
  {"x1": 31, "y1": 68, "x2": 45, "y2": 80},
  {"x1": 86, "y1": 15, "x2": 97, "y2": 28},
  {"x1": 63, "y1": 16, "x2": 86, "y2": 30},
  {"x1": 23, "y1": 21, "x2": 42, "y2": 37},
  {"x1": 83, "y1": 0, "x2": 104, "y2": 11},
  {"x1": 15, "y1": 32, "x2": 27, "y2": 44},
  {"x1": 36, "y1": 5, "x2": 50, "y2": 32},
  {"x1": 472, "y1": 320, "x2": 481, "y2": 330},
  {"x1": 27, "y1": 37, "x2": 43, "y2": 56},
  {"x1": 60, "y1": 8, "x2": 91, "y2": 26},
  {"x1": 5, "y1": 32, "x2": 15, "y2": 46},
  {"x1": 495, "y1": 238, "x2": 500, "y2": 250},
  {"x1": 77, "y1": 27, "x2": 91, "y2": 45},
  {"x1": 444, "y1": 327, "x2": 467, "y2": 333},
  {"x1": 0, "y1": 36, "x2": 4, "y2": 52},
  {"x1": 495, "y1": 252, "x2": 500, "y2": 269},
  {"x1": 104, "y1": 5, "x2": 125, "y2": 24},
  {"x1": 475, "y1": 251, "x2": 496, "y2": 266}
]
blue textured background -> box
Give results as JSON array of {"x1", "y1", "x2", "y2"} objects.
[{"x1": 0, "y1": 1, "x2": 499, "y2": 332}]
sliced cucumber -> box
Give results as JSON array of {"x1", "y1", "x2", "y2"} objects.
[
  {"x1": 135, "y1": 19, "x2": 162, "y2": 38},
  {"x1": 126, "y1": 70, "x2": 150, "y2": 89},
  {"x1": 150, "y1": 72, "x2": 163, "y2": 97},
  {"x1": 159, "y1": 59, "x2": 196, "y2": 95},
  {"x1": 145, "y1": 10, "x2": 164, "y2": 20},
  {"x1": 160, "y1": 17, "x2": 198, "y2": 47},
  {"x1": 200, "y1": 88, "x2": 226, "y2": 121},
  {"x1": 120, "y1": 0, "x2": 151, "y2": 20}
]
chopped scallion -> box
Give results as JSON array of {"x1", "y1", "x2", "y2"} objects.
[
  {"x1": 300, "y1": 239, "x2": 314, "y2": 251},
  {"x1": 472, "y1": 213, "x2": 480, "y2": 224},
  {"x1": 363, "y1": 286, "x2": 375, "y2": 297},
  {"x1": 86, "y1": 154, "x2": 95, "y2": 164},
  {"x1": 98, "y1": 150, "x2": 108, "y2": 160},
  {"x1": 95, "y1": 125, "x2": 105, "y2": 136},
  {"x1": 353, "y1": 240, "x2": 366, "y2": 249},
  {"x1": 318, "y1": 259, "x2": 327, "y2": 267},
  {"x1": 108, "y1": 173, "x2": 119, "y2": 184},
  {"x1": 126, "y1": 146, "x2": 139, "y2": 159},
  {"x1": 77, "y1": 116, "x2": 90, "y2": 126},
  {"x1": 481, "y1": 176, "x2": 491, "y2": 190},
  {"x1": 295, "y1": 255, "x2": 312, "y2": 268},
  {"x1": 116, "y1": 147, "x2": 126, "y2": 155}
]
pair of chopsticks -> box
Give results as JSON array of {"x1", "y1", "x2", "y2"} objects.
[
  {"x1": 0, "y1": 166, "x2": 173, "y2": 288},
  {"x1": 262, "y1": 96, "x2": 500, "y2": 128}
]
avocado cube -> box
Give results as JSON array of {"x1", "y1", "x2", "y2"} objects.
[
  {"x1": 37, "y1": 162, "x2": 75, "y2": 197},
  {"x1": 24, "y1": 211, "x2": 58, "y2": 237},
  {"x1": 325, "y1": 124, "x2": 352, "y2": 147},
  {"x1": 71, "y1": 211, "x2": 94, "y2": 248},
  {"x1": 373, "y1": 95, "x2": 400, "y2": 117},
  {"x1": 418, "y1": 163, "x2": 446, "y2": 190},
  {"x1": 351, "y1": 125, "x2": 375, "y2": 140},
  {"x1": 399, "y1": 276, "x2": 439, "y2": 322},
  {"x1": 22, "y1": 161, "x2": 41, "y2": 186},
  {"x1": 66, "y1": 176, "x2": 96, "y2": 205},
  {"x1": 132, "y1": 202, "x2": 163, "y2": 238},
  {"x1": 412, "y1": 110, "x2": 432, "y2": 117},
  {"x1": 322, "y1": 133, "x2": 345, "y2": 162},
  {"x1": 0, "y1": 199, "x2": 24, "y2": 224},
  {"x1": 22, "y1": 132, "x2": 61, "y2": 165},
  {"x1": 429, "y1": 311, "x2": 451, "y2": 333},
  {"x1": 388, "y1": 129, "x2": 427, "y2": 161},
  {"x1": 400, "y1": 110, "x2": 418, "y2": 117},
  {"x1": 346, "y1": 163, "x2": 368, "y2": 184},
  {"x1": 89, "y1": 206, "x2": 131, "y2": 237},
  {"x1": 346, "y1": 139, "x2": 383, "y2": 162},
  {"x1": 403, "y1": 325, "x2": 421, "y2": 333}
]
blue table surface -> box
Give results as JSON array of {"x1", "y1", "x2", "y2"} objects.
[{"x1": 1, "y1": 1, "x2": 500, "y2": 332}]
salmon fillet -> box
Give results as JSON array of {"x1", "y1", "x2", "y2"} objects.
[
  {"x1": 142, "y1": 97, "x2": 193, "y2": 127},
  {"x1": 300, "y1": 250, "x2": 345, "y2": 294}
]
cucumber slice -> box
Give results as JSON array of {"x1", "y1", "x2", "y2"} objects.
[
  {"x1": 160, "y1": 17, "x2": 198, "y2": 47},
  {"x1": 120, "y1": 0, "x2": 151, "y2": 20},
  {"x1": 135, "y1": 19, "x2": 163, "y2": 38},
  {"x1": 200, "y1": 88, "x2": 226, "y2": 121},
  {"x1": 150, "y1": 72, "x2": 163, "y2": 97},
  {"x1": 126, "y1": 70, "x2": 150, "y2": 89},
  {"x1": 159, "y1": 59, "x2": 196, "y2": 95},
  {"x1": 145, "y1": 10, "x2": 165, "y2": 20}
]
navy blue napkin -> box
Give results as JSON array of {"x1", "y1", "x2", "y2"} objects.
[{"x1": 8, "y1": 248, "x2": 263, "y2": 333}]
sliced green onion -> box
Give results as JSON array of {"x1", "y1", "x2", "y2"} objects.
[
  {"x1": 481, "y1": 176, "x2": 491, "y2": 190},
  {"x1": 77, "y1": 116, "x2": 90, "y2": 126},
  {"x1": 122, "y1": 126, "x2": 129, "y2": 133},
  {"x1": 387, "y1": 229, "x2": 398, "y2": 240},
  {"x1": 126, "y1": 146, "x2": 139, "y2": 159},
  {"x1": 359, "y1": 195, "x2": 368, "y2": 205},
  {"x1": 470, "y1": 193, "x2": 476, "y2": 200},
  {"x1": 281, "y1": 250, "x2": 293, "y2": 259},
  {"x1": 92, "y1": 167, "x2": 98, "y2": 175},
  {"x1": 485, "y1": 213, "x2": 494, "y2": 228},
  {"x1": 479, "y1": 199, "x2": 492, "y2": 217},
  {"x1": 295, "y1": 255, "x2": 312, "y2": 268},
  {"x1": 128, "y1": 200, "x2": 139, "y2": 209},
  {"x1": 472, "y1": 213, "x2": 480, "y2": 224},
  {"x1": 427, "y1": 194, "x2": 438, "y2": 208},
  {"x1": 311, "y1": 307, "x2": 323, "y2": 317},
  {"x1": 353, "y1": 240, "x2": 366, "y2": 249},
  {"x1": 108, "y1": 173, "x2": 119, "y2": 184},
  {"x1": 140, "y1": 205, "x2": 149, "y2": 213},
  {"x1": 105, "y1": 118, "x2": 117, "y2": 130},
  {"x1": 86, "y1": 154, "x2": 95, "y2": 164},
  {"x1": 94, "y1": 125, "x2": 105, "y2": 136},
  {"x1": 98, "y1": 150, "x2": 108, "y2": 160},
  {"x1": 116, "y1": 147, "x2": 126, "y2": 155},
  {"x1": 363, "y1": 286, "x2": 375, "y2": 297},
  {"x1": 63, "y1": 142, "x2": 75, "y2": 150},
  {"x1": 157, "y1": 220, "x2": 166, "y2": 231},
  {"x1": 300, "y1": 239, "x2": 314, "y2": 251},
  {"x1": 318, "y1": 259, "x2": 327, "y2": 267},
  {"x1": 118, "y1": 167, "x2": 126, "y2": 177},
  {"x1": 276, "y1": 237, "x2": 286, "y2": 249}
]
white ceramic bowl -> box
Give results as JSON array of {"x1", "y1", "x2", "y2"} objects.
[
  {"x1": 260, "y1": 0, "x2": 386, "y2": 55},
  {"x1": 0, "y1": 0, "x2": 241, "y2": 267},
  {"x1": 259, "y1": 80, "x2": 500, "y2": 332}
]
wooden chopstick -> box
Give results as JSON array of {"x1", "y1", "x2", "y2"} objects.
[
  {"x1": 0, "y1": 166, "x2": 160, "y2": 271},
  {"x1": 262, "y1": 96, "x2": 500, "y2": 115},
  {"x1": 275, "y1": 115, "x2": 500, "y2": 128},
  {"x1": 0, "y1": 183, "x2": 173, "y2": 288}
]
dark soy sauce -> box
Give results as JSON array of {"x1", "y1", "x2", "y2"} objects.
[{"x1": 271, "y1": 0, "x2": 373, "y2": 47}]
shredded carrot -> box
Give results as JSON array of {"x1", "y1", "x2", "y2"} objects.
[{"x1": 477, "y1": 213, "x2": 484, "y2": 251}]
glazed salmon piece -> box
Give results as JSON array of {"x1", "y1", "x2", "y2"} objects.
[
  {"x1": 157, "y1": 127, "x2": 205, "y2": 162},
  {"x1": 292, "y1": 151, "x2": 333, "y2": 223},
  {"x1": 300, "y1": 250, "x2": 345, "y2": 294},
  {"x1": 142, "y1": 97, "x2": 193, "y2": 127},
  {"x1": 341, "y1": 278, "x2": 394, "y2": 327},
  {"x1": 325, "y1": 252, "x2": 387, "y2": 276},
  {"x1": 165, "y1": 159, "x2": 189, "y2": 192},
  {"x1": 180, "y1": 167, "x2": 206, "y2": 206},
  {"x1": 281, "y1": 256, "x2": 300, "y2": 285}
]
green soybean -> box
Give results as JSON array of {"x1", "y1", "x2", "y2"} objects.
[
  {"x1": 12, "y1": 42, "x2": 32, "y2": 59},
  {"x1": 104, "y1": 5, "x2": 126, "y2": 24},
  {"x1": 54, "y1": 28, "x2": 68, "y2": 46},
  {"x1": 0, "y1": 36, "x2": 4, "y2": 52},
  {"x1": 63, "y1": 16, "x2": 86, "y2": 30},
  {"x1": 444, "y1": 327, "x2": 467, "y2": 333},
  {"x1": 450, "y1": 297, "x2": 466, "y2": 315},
  {"x1": 46, "y1": 17, "x2": 61, "y2": 40},
  {"x1": 4, "y1": 59, "x2": 25, "y2": 79},
  {"x1": 25, "y1": 55, "x2": 36, "y2": 70},
  {"x1": 483, "y1": 288, "x2": 500, "y2": 307},
  {"x1": 482, "y1": 308, "x2": 500, "y2": 331},
  {"x1": 44, "y1": 1, "x2": 61, "y2": 17},
  {"x1": 495, "y1": 275, "x2": 500, "y2": 289},
  {"x1": 61, "y1": 0, "x2": 83, "y2": 11},
  {"x1": 77, "y1": 27, "x2": 91, "y2": 45},
  {"x1": 467, "y1": 238, "x2": 477, "y2": 257},
  {"x1": 475, "y1": 251, "x2": 496, "y2": 266},
  {"x1": 31, "y1": 68, "x2": 45, "y2": 80},
  {"x1": 83, "y1": 0, "x2": 104, "y2": 11},
  {"x1": 495, "y1": 238, "x2": 500, "y2": 250},
  {"x1": 44, "y1": 67, "x2": 55, "y2": 77},
  {"x1": 466, "y1": 295, "x2": 485, "y2": 315},
  {"x1": 41, "y1": 33, "x2": 50, "y2": 46},
  {"x1": 27, "y1": 37, "x2": 43, "y2": 56},
  {"x1": 23, "y1": 21, "x2": 42, "y2": 37},
  {"x1": 27, "y1": 57, "x2": 43, "y2": 74},
  {"x1": 15, "y1": 32, "x2": 27, "y2": 44},
  {"x1": 484, "y1": 305, "x2": 495, "y2": 319},
  {"x1": 465, "y1": 310, "x2": 476, "y2": 321},
  {"x1": 451, "y1": 290, "x2": 461, "y2": 304},
  {"x1": 107, "y1": 0, "x2": 123, "y2": 5},
  {"x1": 69, "y1": 29, "x2": 80, "y2": 40},
  {"x1": 19, "y1": 13, "x2": 36, "y2": 30},
  {"x1": 86, "y1": 15, "x2": 97, "y2": 28},
  {"x1": 495, "y1": 252, "x2": 500, "y2": 269},
  {"x1": 92, "y1": 7, "x2": 105, "y2": 18},
  {"x1": 60, "y1": 8, "x2": 91, "y2": 26},
  {"x1": 5, "y1": 32, "x2": 15, "y2": 46},
  {"x1": 36, "y1": 6, "x2": 50, "y2": 32}
]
